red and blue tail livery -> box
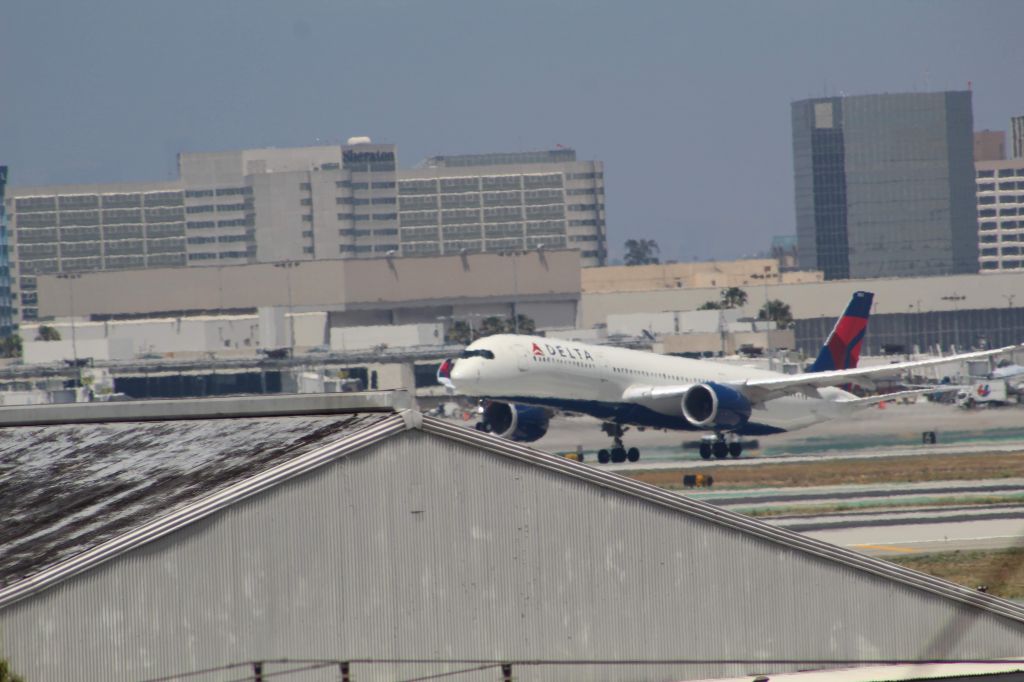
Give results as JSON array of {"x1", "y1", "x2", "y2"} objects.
[{"x1": 808, "y1": 291, "x2": 873, "y2": 373}]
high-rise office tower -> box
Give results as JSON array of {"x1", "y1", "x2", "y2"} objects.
[
  {"x1": 792, "y1": 91, "x2": 978, "y2": 280},
  {"x1": 1012, "y1": 115, "x2": 1024, "y2": 159},
  {"x1": 0, "y1": 166, "x2": 13, "y2": 338}
]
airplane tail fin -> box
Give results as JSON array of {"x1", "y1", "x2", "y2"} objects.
[
  {"x1": 437, "y1": 358, "x2": 455, "y2": 390},
  {"x1": 808, "y1": 291, "x2": 874, "y2": 373}
]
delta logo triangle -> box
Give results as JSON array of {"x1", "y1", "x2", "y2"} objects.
[{"x1": 532, "y1": 342, "x2": 545, "y2": 356}]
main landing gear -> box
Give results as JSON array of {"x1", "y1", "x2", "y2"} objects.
[
  {"x1": 597, "y1": 422, "x2": 640, "y2": 464},
  {"x1": 698, "y1": 432, "x2": 743, "y2": 460}
]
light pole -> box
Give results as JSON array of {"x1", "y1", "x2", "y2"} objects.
[
  {"x1": 56, "y1": 273, "x2": 81, "y2": 387},
  {"x1": 511, "y1": 251, "x2": 519, "y2": 334},
  {"x1": 941, "y1": 292, "x2": 966, "y2": 350},
  {"x1": 1003, "y1": 293, "x2": 1016, "y2": 309},
  {"x1": 273, "y1": 261, "x2": 299, "y2": 350}
]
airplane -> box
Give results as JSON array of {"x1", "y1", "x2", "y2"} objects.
[{"x1": 438, "y1": 291, "x2": 1019, "y2": 463}]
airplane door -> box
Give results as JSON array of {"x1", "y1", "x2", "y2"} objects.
[{"x1": 517, "y1": 343, "x2": 532, "y2": 372}]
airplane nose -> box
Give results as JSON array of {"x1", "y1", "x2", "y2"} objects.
[{"x1": 449, "y1": 360, "x2": 472, "y2": 383}]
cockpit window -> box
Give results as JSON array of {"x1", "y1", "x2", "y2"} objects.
[{"x1": 460, "y1": 349, "x2": 495, "y2": 360}]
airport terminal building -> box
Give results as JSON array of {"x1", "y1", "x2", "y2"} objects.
[{"x1": 4, "y1": 141, "x2": 606, "y2": 322}]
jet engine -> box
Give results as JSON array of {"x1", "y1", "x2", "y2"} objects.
[
  {"x1": 477, "y1": 401, "x2": 550, "y2": 442},
  {"x1": 681, "y1": 382, "x2": 752, "y2": 430}
]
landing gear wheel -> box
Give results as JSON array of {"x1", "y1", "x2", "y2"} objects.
[
  {"x1": 728, "y1": 442, "x2": 742, "y2": 458},
  {"x1": 699, "y1": 442, "x2": 712, "y2": 460},
  {"x1": 626, "y1": 447, "x2": 640, "y2": 462},
  {"x1": 611, "y1": 446, "x2": 626, "y2": 463},
  {"x1": 597, "y1": 449, "x2": 610, "y2": 464},
  {"x1": 712, "y1": 441, "x2": 728, "y2": 459}
]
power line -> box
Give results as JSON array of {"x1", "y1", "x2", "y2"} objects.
[
  {"x1": 396, "y1": 663, "x2": 504, "y2": 682},
  {"x1": 141, "y1": 656, "x2": 1024, "y2": 681}
]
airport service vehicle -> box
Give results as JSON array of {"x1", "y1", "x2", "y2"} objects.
[
  {"x1": 439, "y1": 292, "x2": 1017, "y2": 462},
  {"x1": 957, "y1": 379, "x2": 1011, "y2": 408},
  {"x1": 955, "y1": 361, "x2": 1024, "y2": 408}
]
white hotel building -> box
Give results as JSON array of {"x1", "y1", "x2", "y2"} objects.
[
  {"x1": 5, "y1": 141, "x2": 606, "y2": 322},
  {"x1": 976, "y1": 158, "x2": 1024, "y2": 273}
]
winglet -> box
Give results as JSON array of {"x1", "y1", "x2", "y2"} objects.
[{"x1": 808, "y1": 291, "x2": 874, "y2": 373}]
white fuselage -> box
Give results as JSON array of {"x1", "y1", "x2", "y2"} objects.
[{"x1": 449, "y1": 334, "x2": 860, "y2": 434}]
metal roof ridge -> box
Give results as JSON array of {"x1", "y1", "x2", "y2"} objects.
[
  {"x1": 417, "y1": 415, "x2": 1024, "y2": 625},
  {"x1": 0, "y1": 391, "x2": 412, "y2": 427},
  {"x1": 0, "y1": 412, "x2": 411, "y2": 610}
]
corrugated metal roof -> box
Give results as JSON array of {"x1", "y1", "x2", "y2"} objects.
[
  {"x1": 418, "y1": 416, "x2": 1024, "y2": 625},
  {"x1": 0, "y1": 411, "x2": 397, "y2": 597},
  {"x1": 2, "y1": 407, "x2": 1024, "y2": 629}
]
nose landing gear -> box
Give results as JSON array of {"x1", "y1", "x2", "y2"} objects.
[
  {"x1": 597, "y1": 422, "x2": 640, "y2": 464},
  {"x1": 698, "y1": 432, "x2": 743, "y2": 460}
]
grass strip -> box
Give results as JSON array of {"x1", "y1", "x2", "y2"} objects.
[
  {"x1": 734, "y1": 494, "x2": 1024, "y2": 518},
  {"x1": 623, "y1": 451, "x2": 1024, "y2": 490},
  {"x1": 888, "y1": 547, "x2": 1024, "y2": 600}
]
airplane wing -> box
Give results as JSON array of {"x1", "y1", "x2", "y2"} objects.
[
  {"x1": 835, "y1": 385, "x2": 960, "y2": 407},
  {"x1": 737, "y1": 345, "x2": 1020, "y2": 404},
  {"x1": 620, "y1": 346, "x2": 1018, "y2": 408}
]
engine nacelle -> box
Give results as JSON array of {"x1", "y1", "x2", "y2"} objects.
[
  {"x1": 478, "y1": 401, "x2": 549, "y2": 442},
  {"x1": 681, "y1": 382, "x2": 752, "y2": 430}
]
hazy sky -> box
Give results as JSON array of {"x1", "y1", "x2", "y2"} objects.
[{"x1": 2, "y1": 0, "x2": 1022, "y2": 261}]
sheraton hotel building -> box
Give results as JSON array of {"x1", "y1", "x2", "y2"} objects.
[{"x1": 4, "y1": 140, "x2": 607, "y2": 322}]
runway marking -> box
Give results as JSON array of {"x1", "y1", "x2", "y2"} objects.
[{"x1": 852, "y1": 543, "x2": 917, "y2": 553}]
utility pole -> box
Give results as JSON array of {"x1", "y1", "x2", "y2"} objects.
[
  {"x1": 56, "y1": 272, "x2": 82, "y2": 388},
  {"x1": 273, "y1": 261, "x2": 300, "y2": 350}
]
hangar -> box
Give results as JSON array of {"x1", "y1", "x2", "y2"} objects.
[{"x1": 0, "y1": 393, "x2": 1022, "y2": 681}]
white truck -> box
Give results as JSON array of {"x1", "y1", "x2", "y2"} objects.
[{"x1": 956, "y1": 379, "x2": 1009, "y2": 408}]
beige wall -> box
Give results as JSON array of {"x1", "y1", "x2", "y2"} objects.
[
  {"x1": 37, "y1": 250, "x2": 581, "y2": 318},
  {"x1": 581, "y1": 259, "x2": 822, "y2": 293},
  {"x1": 581, "y1": 270, "x2": 1024, "y2": 328}
]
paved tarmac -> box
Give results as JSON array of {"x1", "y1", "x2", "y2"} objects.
[
  {"x1": 687, "y1": 479, "x2": 1024, "y2": 556},
  {"x1": 444, "y1": 400, "x2": 1024, "y2": 555},
  {"x1": 575, "y1": 401, "x2": 1024, "y2": 556},
  {"x1": 527, "y1": 401, "x2": 1024, "y2": 464}
]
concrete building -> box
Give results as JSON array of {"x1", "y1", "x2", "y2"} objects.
[
  {"x1": 974, "y1": 130, "x2": 1006, "y2": 162},
  {"x1": 1013, "y1": 115, "x2": 1024, "y2": 159},
  {"x1": 976, "y1": 158, "x2": 1024, "y2": 272},
  {"x1": 0, "y1": 166, "x2": 12, "y2": 338},
  {"x1": 35, "y1": 249, "x2": 581, "y2": 331},
  {"x1": 581, "y1": 258, "x2": 822, "y2": 294},
  {"x1": 580, "y1": 269, "x2": 1024, "y2": 355},
  {"x1": 1, "y1": 394, "x2": 1023, "y2": 681},
  {"x1": 6, "y1": 141, "x2": 606, "y2": 323},
  {"x1": 792, "y1": 92, "x2": 979, "y2": 280}
]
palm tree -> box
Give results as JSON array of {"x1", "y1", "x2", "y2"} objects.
[
  {"x1": 445, "y1": 320, "x2": 475, "y2": 345},
  {"x1": 0, "y1": 335, "x2": 22, "y2": 358},
  {"x1": 35, "y1": 325, "x2": 61, "y2": 341},
  {"x1": 623, "y1": 239, "x2": 660, "y2": 266},
  {"x1": 513, "y1": 314, "x2": 536, "y2": 335},
  {"x1": 759, "y1": 299, "x2": 794, "y2": 329},
  {"x1": 478, "y1": 316, "x2": 508, "y2": 337},
  {"x1": 720, "y1": 287, "x2": 748, "y2": 309}
]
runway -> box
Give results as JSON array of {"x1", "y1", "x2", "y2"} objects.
[
  {"x1": 569, "y1": 402, "x2": 1024, "y2": 556},
  {"x1": 443, "y1": 401, "x2": 1024, "y2": 556},
  {"x1": 686, "y1": 479, "x2": 1024, "y2": 556},
  {"x1": 529, "y1": 401, "x2": 1024, "y2": 467}
]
